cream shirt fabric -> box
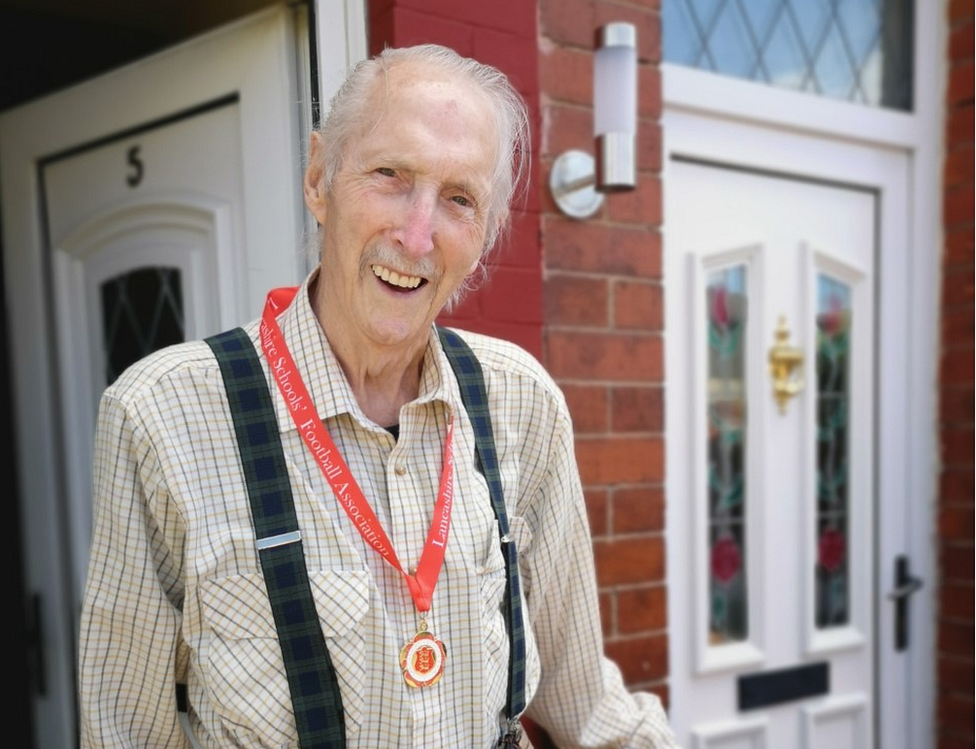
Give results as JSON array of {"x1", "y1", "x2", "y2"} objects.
[{"x1": 79, "y1": 277, "x2": 678, "y2": 749}]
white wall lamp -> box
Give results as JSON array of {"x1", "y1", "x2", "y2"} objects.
[{"x1": 549, "y1": 22, "x2": 638, "y2": 219}]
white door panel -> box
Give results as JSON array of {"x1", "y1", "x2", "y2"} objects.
[
  {"x1": 663, "y1": 93, "x2": 920, "y2": 745},
  {"x1": 0, "y1": 7, "x2": 327, "y2": 746}
]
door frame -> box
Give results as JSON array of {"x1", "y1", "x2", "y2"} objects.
[
  {"x1": 0, "y1": 3, "x2": 365, "y2": 746},
  {"x1": 662, "y1": 6, "x2": 943, "y2": 748}
]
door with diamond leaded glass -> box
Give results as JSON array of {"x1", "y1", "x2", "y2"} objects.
[{"x1": 0, "y1": 7, "x2": 334, "y2": 745}]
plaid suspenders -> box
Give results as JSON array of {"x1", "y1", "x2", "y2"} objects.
[
  {"x1": 436, "y1": 327, "x2": 528, "y2": 736},
  {"x1": 206, "y1": 328, "x2": 346, "y2": 749},
  {"x1": 201, "y1": 325, "x2": 527, "y2": 747}
]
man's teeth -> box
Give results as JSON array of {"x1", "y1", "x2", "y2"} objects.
[{"x1": 372, "y1": 265, "x2": 422, "y2": 289}]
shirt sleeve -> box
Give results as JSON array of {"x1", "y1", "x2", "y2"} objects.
[
  {"x1": 79, "y1": 392, "x2": 190, "y2": 749},
  {"x1": 522, "y1": 406, "x2": 680, "y2": 749}
]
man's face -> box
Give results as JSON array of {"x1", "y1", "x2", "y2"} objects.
[{"x1": 306, "y1": 63, "x2": 497, "y2": 351}]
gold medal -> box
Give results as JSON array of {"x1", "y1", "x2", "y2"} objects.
[{"x1": 399, "y1": 620, "x2": 447, "y2": 688}]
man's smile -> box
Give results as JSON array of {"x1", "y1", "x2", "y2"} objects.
[{"x1": 371, "y1": 264, "x2": 427, "y2": 291}]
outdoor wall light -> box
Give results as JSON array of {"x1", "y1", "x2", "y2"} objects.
[{"x1": 549, "y1": 22, "x2": 637, "y2": 219}]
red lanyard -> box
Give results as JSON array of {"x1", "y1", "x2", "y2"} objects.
[{"x1": 259, "y1": 287, "x2": 455, "y2": 613}]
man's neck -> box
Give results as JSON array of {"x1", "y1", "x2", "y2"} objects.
[{"x1": 311, "y1": 284, "x2": 427, "y2": 428}]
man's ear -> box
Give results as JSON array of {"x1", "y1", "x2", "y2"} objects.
[{"x1": 303, "y1": 132, "x2": 329, "y2": 226}]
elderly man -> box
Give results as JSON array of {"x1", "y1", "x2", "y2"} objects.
[{"x1": 80, "y1": 45, "x2": 678, "y2": 748}]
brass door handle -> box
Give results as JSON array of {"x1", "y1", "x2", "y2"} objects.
[{"x1": 768, "y1": 315, "x2": 804, "y2": 414}]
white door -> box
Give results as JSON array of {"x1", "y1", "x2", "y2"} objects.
[
  {"x1": 0, "y1": 6, "x2": 356, "y2": 746},
  {"x1": 664, "y1": 88, "x2": 924, "y2": 749}
]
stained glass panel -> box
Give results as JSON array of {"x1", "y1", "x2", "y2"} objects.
[
  {"x1": 815, "y1": 274, "x2": 851, "y2": 628},
  {"x1": 663, "y1": 0, "x2": 914, "y2": 110},
  {"x1": 100, "y1": 266, "x2": 184, "y2": 385},
  {"x1": 706, "y1": 266, "x2": 748, "y2": 643}
]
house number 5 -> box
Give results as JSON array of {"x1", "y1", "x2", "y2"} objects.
[{"x1": 126, "y1": 145, "x2": 144, "y2": 188}]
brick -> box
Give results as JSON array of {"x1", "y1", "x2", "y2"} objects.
[
  {"x1": 944, "y1": 146, "x2": 975, "y2": 187},
  {"x1": 947, "y1": 105, "x2": 974, "y2": 146},
  {"x1": 939, "y1": 385, "x2": 975, "y2": 425},
  {"x1": 472, "y1": 28, "x2": 540, "y2": 94},
  {"x1": 585, "y1": 488, "x2": 610, "y2": 536},
  {"x1": 480, "y1": 266, "x2": 543, "y2": 323},
  {"x1": 944, "y1": 226, "x2": 975, "y2": 266},
  {"x1": 370, "y1": 8, "x2": 395, "y2": 54},
  {"x1": 638, "y1": 120, "x2": 663, "y2": 172},
  {"x1": 651, "y1": 682, "x2": 669, "y2": 710},
  {"x1": 939, "y1": 621, "x2": 976, "y2": 657},
  {"x1": 941, "y1": 469, "x2": 975, "y2": 506},
  {"x1": 941, "y1": 545, "x2": 976, "y2": 581},
  {"x1": 939, "y1": 656, "x2": 975, "y2": 694},
  {"x1": 617, "y1": 585, "x2": 667, "y2": 632},
  {"x1": 941, "y1": 266, "x2": 975, "y2": 307},
  {"x1": 613, "y1": 485, "x2": 665, "y2": 532},
  {"x1": 611, "y1": 386, "x2": 664, "y2": 432},
  {"x1": 595, "y1": 1, "x2": 661, "y2": 63},
  {"x1": 439, "y1": 316, "x2": 542, "y2": 358},
  {"x1": 607, "y1": 174, "x2": 662, "y2": 224},
  {"x1": 594, "y1": 536, "x2": 663, "y2": 585},
  {"x1": 941, "y1": 581, "x2": 975, "y2": 619},
  {"x1": 547, "y1": 330, "x2": 662, "y2": 380},
  {"x1": 604, "y1": 633, "x2": 668, "y2": 683},
  {"x1": 576, "y1": 435, "x2": 664, "y2": 484},
  {"x1": 943, "y1": 184, "x2": 975, "y2": 225},
  {"x1": 941, "y1": 426, "x2": 975, "y2": 466},
  {"x1": 391, "y1": 7, "x2": 474, "y2": 54},
  {"x1": 950, "y1": 22, "x2": 975, "y2": 62},
  {"x1": 639, "y1": 64, "x2": 662, "y2": 119},
  {"x1": 938, "y1": 734, "x2": 976, "y2": 749},
  {"x1": 948, "y1": 61, "x2": 975, "y2": 107},
  {"x1": 599, "y1": 591, "x2": 613, "y2": 634},
  {"x1": 544, "y1": 217, "x2": 662, "y2": 277},
  {"x1": 942, "y1": 306, "x2": 975, "y2": 345},
  {"x1": 539, "y1": 43, "x2": 593, "y2": 105},
  {"x1": 949, "y1": 0, "x2": 974, "y2": 22},
  {"x1": 493, "y1": 211, "x2": 542, "y2": 269},
  {"x1": 941, "y1": 347, "x2": 975, "y2": 386},
  {"x1": 938, "y1": 693, "x2": 975, "y2": 734},
  {"x1": 939, "y1": 506, "x2": 976, "y2": 541},
  {"x1": 545, "y1": 274, "x2": 609, "y2": 326},
  {"x1": 394, "y1": 0, "x2": 536, "y2": 35},
  {"x1": 540, "y1": 0, "x2": 595, "y2": 48},
  {"x1": 563, "y1": 383, "x2": 610, "y2": 433},
  {"x1": 614, "y1": 280, "x2": 663, "y2": 330},
  {"x1": 542, "y1": 103, "x2": 593, "y2": 160}
]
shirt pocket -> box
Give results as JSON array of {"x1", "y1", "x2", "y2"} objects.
[{"x1": 200, "y1": 569, "x2": 369, "y2": 747}]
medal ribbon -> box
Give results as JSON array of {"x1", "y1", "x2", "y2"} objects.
[{"x1": 259, "y1": 286, "x2": 454, "y2": 613}]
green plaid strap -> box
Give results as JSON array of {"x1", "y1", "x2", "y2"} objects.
[
  {"x1": 206, "y1": 328, "x2": 346, "y2": 749},
  {"x1": 436, "y1": 327, "x2": 527, "y2": 722}
]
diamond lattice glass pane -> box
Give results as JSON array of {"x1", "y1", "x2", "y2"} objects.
[
  {"x1": 100, "y1": 267, "x2": 184, "y2": 385},
  {"x1": 663, "y1": 0, "x2": 913, "y2": 110},
  {"x1": 815, "y1": 274, "x2": 851, "y2": 629},
  {"x1": 707, "y1": 2, "x2": 760, "y2": 78},
  {"x1": 706, "y1": 265, "x2": 749, "y2": 644},
  {"x1": 812, "y1": 23, "x2": 859, "y2": 99}
]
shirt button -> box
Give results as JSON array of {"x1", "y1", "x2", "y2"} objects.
[{"x1": 395, "y1": 462, "x2": 407, "y2": 476}]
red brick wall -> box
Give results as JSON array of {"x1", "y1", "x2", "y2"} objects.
[
  {"x1": 368, "y1": 0, "x2": 544, "y2": 358},
  {"x1": 538, "y1": 0, "x2": 668, "y2": 702},
  {"x1": 938, "y1": 2, "x2": 974, "y2": 747}
]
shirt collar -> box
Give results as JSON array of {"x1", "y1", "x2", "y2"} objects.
[{"x1": 268, "y1": 271, "x2": 460, "y2": 432}]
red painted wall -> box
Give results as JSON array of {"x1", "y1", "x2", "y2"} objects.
[
  {"x1": 369, "y1": 0, "x2": 544, "y2": 359},
  {"x1": 937, "y1": 1, "x2": 974, "y2": 746}
]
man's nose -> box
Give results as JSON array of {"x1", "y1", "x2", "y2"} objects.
[{"x1": 393, "y1": 190, "x2": 436, "y2": 258}]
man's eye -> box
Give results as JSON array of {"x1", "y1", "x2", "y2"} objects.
[
  {"x1": 376, "y1": 167, "x2": 396, "y2": 178},
  {"x1": 451, "y1": 195, "x2": 472, "y2": 208}
]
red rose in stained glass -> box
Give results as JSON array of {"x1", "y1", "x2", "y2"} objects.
[
  {"x1": 711, "y1": 286, "x2": 731, "y2": 328},
  {"x1": 818, "y1": 528, "x2": 846, "y2": 572},
  {"x1": 711, "y1": 536, "x2": 741, "y2": 583}
]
